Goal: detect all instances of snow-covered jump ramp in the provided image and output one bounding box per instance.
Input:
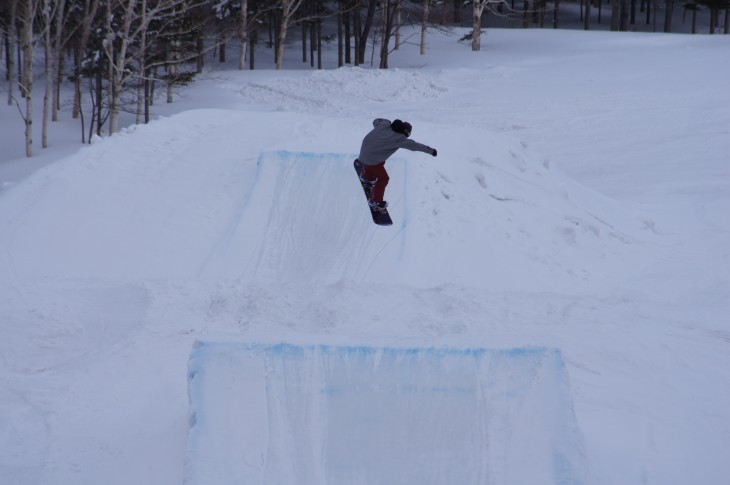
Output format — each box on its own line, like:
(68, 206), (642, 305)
(185, 342), (589, 485)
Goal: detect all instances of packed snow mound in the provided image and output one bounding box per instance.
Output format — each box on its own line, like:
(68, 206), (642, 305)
(224, 67), (449, 114)
(0, 108), (654, 292)
(185, 342), (589, 485)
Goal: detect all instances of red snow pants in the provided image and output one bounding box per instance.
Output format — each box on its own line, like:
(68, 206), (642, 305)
(361, 162), (390, 202)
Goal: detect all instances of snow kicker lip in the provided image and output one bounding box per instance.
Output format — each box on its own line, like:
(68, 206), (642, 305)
(185, 341), (589, 485)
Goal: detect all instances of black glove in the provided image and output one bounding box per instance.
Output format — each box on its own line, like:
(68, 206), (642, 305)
(431, 149), (438, 157)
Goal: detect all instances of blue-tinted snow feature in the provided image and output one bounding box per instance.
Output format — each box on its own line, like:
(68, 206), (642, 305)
(185, 342), (589, 485)
(197, 151), (409, 282)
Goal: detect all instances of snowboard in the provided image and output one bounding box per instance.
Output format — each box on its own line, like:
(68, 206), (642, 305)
(353, 159), (393, 226)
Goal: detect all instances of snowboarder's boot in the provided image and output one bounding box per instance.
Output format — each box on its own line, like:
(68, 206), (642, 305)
(368, 199), (388, 213)
(359, 173), (377, 187)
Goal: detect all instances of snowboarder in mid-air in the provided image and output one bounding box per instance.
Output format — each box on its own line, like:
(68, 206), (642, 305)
(354, 118), (437, 223)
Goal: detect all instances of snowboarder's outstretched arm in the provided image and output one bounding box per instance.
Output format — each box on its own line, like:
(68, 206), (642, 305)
(398, 138), (437, 157)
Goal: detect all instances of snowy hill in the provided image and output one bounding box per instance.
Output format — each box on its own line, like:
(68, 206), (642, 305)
(1, 28), (729, 485)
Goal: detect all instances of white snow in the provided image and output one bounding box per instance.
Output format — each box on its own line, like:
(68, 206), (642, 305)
(1, 27), (729, 485)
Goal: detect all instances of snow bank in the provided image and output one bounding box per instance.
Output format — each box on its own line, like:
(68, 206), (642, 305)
(185, 341), (589, 485)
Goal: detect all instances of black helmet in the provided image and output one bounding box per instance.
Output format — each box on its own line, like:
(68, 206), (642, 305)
(391, 119), (412, 137)
(402, 122), (412, 137)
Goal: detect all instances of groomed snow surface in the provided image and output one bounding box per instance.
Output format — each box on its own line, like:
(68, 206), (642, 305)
(1, 27), (729, 485)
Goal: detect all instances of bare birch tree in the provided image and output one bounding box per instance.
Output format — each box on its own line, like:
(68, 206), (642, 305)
(51, 0), (68, 122)
(104, 0), (202, 133)
(420, 0), (433, 55)
(71, 0), (100, 120)
(17, 0), (41, 156)
(4, 0), (19, 107)
(42, 0), (52, 148)
(238, 0), (248, 69)
(470, 0), (517, 51)
(275, 0), (305, 69)
(472, 0), (489, 51)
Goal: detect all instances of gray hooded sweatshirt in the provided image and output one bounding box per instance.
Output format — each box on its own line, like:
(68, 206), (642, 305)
(358, 118), (434, 166)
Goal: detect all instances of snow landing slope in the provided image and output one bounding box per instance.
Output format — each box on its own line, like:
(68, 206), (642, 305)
(0, 109), (655, 292)
(0, 107), (657, 485)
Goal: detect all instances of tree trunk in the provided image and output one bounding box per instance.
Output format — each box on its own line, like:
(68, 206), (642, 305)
(645, 0), (651, 24)
(357, 0), (377, 65)
(21, 0), (35, 156)
(338, 1), (343, 67)
(197, 35), (204, 73)
(42, 0), (52, 149)
(51, 0), (68, 123)
(72, 0), (99, 120)
(136, 65), (144, 124)
(453, 0), (463, 23)
(109, 0), (138, 134)
(421, 0), (432, 55)
(137, 0), (148, 124)
(167, 35), (179, 104)
(302, 22), (308, 63)
(344, 3), (351, 64)
(276, 0), (306, 70)
(630, 0), (637, 24)
(620, 0), (630, 29)
(55, 51), (64, 113)
(380, 1), (390, 68)
(95, 69), (103, 137)
(250, 26), (256, 69)
(73, 46), (81, 118)
(472, 3), (485, 52)
(7, 0), (17, 107)
(275, 8), (285, 70)
(584, 0), (592, 29)
(352, 3), (361, 66)
(144, 65), (151, 122)
(238, 0), (248, 69)
(310, 16), (315, 67)
(317, 11), (322, 69)
(598, 0), (603, 23)
(611, 0), (621, 30)
(150, 66), (157, 105)
(77, 80), (85, 143)
(105, 0), (115, 135)
(663, 0), (673, 32)
(394, 2), (401, 50)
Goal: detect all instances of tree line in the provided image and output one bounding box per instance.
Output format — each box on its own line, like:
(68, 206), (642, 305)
(1, 0), (728, 158)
